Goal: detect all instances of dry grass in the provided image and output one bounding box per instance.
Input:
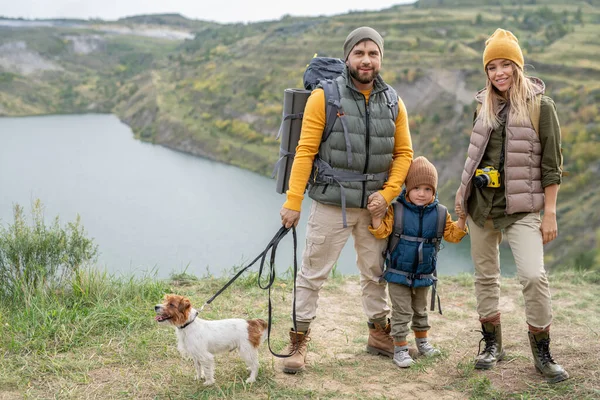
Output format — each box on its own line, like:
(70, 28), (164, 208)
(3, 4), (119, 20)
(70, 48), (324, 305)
(1, 272), (599, 399)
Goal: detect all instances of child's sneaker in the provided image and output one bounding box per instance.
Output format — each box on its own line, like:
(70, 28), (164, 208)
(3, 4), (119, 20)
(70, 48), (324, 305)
(416, 337), (441, 357)
(393, 345), (415, 368)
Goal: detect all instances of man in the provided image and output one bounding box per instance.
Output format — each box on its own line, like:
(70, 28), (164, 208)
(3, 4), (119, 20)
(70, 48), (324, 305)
(279, 26), (414, 373)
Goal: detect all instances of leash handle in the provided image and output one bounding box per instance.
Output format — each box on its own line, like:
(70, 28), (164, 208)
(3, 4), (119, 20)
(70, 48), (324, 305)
(264, 226), (299, 358)
(203, 226), (290, 306)
(200, 225), (299, 358)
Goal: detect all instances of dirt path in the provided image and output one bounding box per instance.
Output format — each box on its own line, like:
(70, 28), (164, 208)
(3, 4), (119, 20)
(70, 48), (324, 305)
(268, 276), (600, 399)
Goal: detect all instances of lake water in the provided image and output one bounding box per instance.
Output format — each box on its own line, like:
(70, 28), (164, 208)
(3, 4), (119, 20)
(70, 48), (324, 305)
(0, 114), (516, 279)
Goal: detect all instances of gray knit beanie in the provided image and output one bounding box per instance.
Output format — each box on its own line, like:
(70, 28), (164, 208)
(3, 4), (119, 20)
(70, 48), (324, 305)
(343, 27), (384, 60)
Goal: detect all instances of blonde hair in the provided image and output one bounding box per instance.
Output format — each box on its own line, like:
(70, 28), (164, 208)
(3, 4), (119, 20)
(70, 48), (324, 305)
(480, 62), (538, 130)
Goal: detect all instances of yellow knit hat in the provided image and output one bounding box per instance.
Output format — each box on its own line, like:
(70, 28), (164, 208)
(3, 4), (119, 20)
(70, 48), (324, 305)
(482, 28), (524, 70)
(405, 156), (438, 197)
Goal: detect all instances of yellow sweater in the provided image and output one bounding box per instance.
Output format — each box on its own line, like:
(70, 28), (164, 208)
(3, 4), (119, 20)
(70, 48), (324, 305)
(283, 88), (414, 212)
(369, 203), (468, 243)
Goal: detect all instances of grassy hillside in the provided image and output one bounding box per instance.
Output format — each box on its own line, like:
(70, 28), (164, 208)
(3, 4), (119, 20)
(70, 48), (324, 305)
(0, 0), (599, 271)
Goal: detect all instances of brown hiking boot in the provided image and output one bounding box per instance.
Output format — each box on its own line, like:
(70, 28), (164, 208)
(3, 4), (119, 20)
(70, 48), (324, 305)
(475, 322), (505, 370)
(282, 329), (310, 374)
(528, 331), (569, 383)
(366, 321), (394, 358)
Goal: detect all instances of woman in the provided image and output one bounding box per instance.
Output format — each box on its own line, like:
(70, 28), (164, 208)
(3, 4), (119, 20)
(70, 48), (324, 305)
(455, 28), (568, 383)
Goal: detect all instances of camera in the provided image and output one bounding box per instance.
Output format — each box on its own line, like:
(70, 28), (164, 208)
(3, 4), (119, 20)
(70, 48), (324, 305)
(473, 166), (500, 188)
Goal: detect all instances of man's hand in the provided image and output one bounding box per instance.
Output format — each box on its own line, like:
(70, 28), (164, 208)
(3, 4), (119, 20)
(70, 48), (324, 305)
(540, 212), (558, 244)
(455, 187), (466, 219)
(280, 207), (301, 229)
(367, 192), (387, 219)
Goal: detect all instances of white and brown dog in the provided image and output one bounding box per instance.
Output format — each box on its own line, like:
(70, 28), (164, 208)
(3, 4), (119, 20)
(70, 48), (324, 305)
(154, 294), (268, 385)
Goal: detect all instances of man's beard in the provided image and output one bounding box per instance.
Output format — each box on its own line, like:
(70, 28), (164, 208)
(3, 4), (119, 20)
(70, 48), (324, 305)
(348, 65), (379, 84)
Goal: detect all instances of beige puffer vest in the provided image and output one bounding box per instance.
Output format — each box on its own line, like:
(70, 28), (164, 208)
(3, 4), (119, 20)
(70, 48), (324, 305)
(458, 78), (546, 215)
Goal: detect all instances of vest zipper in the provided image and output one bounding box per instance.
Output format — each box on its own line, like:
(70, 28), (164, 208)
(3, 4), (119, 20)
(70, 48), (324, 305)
(410, 208), (425, 286)
(503, 122), (510, 215)
(364, 105), (371, 173)
(503, 127), (508, 216)
(361, 103), (371, 208)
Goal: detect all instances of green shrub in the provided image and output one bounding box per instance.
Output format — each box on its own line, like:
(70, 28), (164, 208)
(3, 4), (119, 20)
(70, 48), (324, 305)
(0, 200), (98, 304)
(0, 267), (170, 353)
(0, 201), (170, 353)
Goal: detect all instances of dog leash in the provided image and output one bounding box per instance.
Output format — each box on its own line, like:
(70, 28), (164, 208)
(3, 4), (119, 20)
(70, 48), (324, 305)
(199, 225), (299, 358)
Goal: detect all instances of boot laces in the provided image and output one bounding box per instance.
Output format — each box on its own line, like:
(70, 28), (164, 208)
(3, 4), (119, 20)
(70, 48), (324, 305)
(536, 337), (556, 365)
(384, 331), (394, 345)
(291, 335), (311, 355)
(477, 329), (496, 356)
(372, 324), (394, 344)
(381, 324), (393, 344)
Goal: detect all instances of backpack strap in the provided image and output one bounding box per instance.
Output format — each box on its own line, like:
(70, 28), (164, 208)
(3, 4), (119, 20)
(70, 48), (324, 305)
(321, 79), (339, 142)
(525, 94), (567, 176)
(435, 204), (447, 243)
(528, 93), (542, 138)
(430, 203), (447, 315)
(383, 84), (399, 122)
(386, 201), (404, 257)
(474, 103), (481, 123)
(276, 112), (304, 140)
(312, 158), (387, 228)
(321, 79), (352, 167)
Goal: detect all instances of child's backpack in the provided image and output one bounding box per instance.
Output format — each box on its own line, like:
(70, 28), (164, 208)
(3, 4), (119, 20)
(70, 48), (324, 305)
(273, 56), (398, 194)
(386, 201), (447, 314)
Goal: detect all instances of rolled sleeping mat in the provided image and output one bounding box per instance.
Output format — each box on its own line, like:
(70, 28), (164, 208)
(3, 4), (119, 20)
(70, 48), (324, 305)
(275, 88), (311, 194)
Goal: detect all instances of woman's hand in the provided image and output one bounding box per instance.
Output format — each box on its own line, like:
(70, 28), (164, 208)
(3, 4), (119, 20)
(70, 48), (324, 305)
(455, 187), (466, 219)
(540, 212), (558, 244)
(457, 215), (467, 231)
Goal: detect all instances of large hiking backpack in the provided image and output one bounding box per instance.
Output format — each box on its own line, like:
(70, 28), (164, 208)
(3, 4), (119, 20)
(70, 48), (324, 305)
(273, 56), (398, 194)
(273, 57), (343, 194)
(385, 201), (447, 314)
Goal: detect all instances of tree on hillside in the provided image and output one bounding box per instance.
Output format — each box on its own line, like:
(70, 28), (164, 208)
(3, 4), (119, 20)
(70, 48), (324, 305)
(575, 7), (584, 26)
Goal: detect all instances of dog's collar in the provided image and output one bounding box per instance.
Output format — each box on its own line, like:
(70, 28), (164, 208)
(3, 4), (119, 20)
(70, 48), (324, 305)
(178, 310), (198, 330)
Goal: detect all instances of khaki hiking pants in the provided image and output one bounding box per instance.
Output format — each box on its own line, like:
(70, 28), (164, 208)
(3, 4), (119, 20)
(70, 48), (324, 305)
(295, 201), (389, 323)
(468, 213), (553, 329)
(388, 283), (430, 342)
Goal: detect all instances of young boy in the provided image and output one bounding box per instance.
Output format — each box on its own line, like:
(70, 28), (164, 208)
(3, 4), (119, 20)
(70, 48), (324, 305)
(370, 156), (468, 368)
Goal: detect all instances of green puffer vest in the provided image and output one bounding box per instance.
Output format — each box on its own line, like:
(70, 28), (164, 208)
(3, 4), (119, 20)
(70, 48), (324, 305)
(308, 69), (397, 209)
